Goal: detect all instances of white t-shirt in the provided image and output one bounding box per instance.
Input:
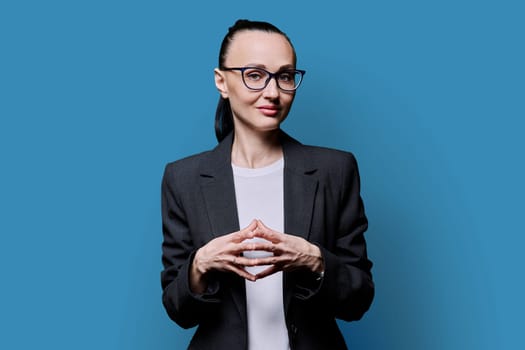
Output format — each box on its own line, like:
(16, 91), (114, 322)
(232, 158), (289, 350)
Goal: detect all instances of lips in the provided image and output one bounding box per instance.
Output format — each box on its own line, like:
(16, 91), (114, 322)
(257, 105), (280, 117)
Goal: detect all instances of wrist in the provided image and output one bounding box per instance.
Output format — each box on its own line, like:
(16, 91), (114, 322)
(190, 249), (208, 294)
(309, 244), (324, 275)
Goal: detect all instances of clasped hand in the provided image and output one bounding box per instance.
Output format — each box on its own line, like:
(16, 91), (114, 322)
(190, 219), (323, 293)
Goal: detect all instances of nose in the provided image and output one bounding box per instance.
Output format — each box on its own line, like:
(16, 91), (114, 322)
(262, 76), (279, 99)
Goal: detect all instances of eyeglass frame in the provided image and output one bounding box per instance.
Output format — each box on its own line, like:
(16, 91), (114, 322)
(220, 66), (306, 91)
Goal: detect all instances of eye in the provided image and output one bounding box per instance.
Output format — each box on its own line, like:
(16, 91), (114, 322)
(244, 69), (266, 81)
(278, 71), (294, 82)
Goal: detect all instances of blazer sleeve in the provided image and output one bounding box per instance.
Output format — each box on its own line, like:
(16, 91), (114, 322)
(324, 152), (374, 320)
(160, 163), (221, 329)
(293, 152), (374, 321)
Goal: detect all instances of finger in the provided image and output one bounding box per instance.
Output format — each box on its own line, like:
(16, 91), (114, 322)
(232, 256), (264, 267)
(229, 264), (258, 281)
(257, 219), (286, 237)
(216, 254), (236, 267)
(228, 239), (270, 256)
(243, 219), (258, 233)
(254, 224), (282, 243)
(238, 255), (283, 267)
(231, 220), (258, 242)
(238, 240), (277, 253)
(255, 265), (280, 279)
(227, 257), (258, 281)
(256, 219), (270, 231)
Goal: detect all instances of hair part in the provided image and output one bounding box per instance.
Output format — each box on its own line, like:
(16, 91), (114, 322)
(214, 19), (296, 142)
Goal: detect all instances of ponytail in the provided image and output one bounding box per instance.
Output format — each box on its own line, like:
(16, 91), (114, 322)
(215, 97), (233, 142)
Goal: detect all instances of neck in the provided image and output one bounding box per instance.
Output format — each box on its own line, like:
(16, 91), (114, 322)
(231, 128), (283, 168)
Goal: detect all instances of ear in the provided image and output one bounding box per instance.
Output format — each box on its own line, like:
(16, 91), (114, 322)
(214, 68), (229, 99)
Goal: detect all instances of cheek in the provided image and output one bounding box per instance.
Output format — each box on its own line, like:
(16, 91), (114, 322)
(282, 94), (295, 108)
(231, 89), (260, 107)
(228, 94), (259, 118)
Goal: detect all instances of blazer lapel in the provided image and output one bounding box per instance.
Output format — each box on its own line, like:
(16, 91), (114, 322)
(198, 133), (246, 323)
(198, 132), (240, 238)
(199, 131), (319, 241)
(281, 132), (319, 240)
(281, 132), (319, 313)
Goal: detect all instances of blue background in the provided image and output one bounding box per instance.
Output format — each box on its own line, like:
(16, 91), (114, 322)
(1, 0), (523, 349)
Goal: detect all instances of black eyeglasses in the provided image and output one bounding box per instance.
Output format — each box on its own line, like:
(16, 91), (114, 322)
(221, 66), (306, 91)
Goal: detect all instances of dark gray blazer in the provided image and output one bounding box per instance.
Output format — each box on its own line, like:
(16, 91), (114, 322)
(161, 131), (374, 350)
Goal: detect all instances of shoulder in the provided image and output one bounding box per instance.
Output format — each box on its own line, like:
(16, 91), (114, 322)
(281, 131), (362, 183)
(281, 131), (358, 169)
(165, 150), (211, 172)
(164, 132), (233, 180)
(305, 146), (361, 188)
(287, 139), (360, 177)
(162, 150), (214, 187)
(300, 144), (357, 165)
(289, 143), (364, 199)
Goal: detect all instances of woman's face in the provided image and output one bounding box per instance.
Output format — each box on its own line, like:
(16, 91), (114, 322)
(215, 30), (297, 135)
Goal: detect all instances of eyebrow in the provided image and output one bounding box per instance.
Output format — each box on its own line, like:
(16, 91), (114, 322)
(244, 63), (296, 70)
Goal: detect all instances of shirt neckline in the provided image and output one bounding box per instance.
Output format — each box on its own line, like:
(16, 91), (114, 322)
(232, 158), (284, 177)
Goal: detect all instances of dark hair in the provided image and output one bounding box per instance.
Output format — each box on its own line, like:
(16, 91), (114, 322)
(214, 19), (296, 142)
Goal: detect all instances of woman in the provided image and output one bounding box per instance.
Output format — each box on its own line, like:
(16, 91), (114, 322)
(161, 19), (374, 350)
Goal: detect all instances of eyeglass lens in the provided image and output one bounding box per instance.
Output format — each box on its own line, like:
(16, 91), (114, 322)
(243, 68), (302, 90)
